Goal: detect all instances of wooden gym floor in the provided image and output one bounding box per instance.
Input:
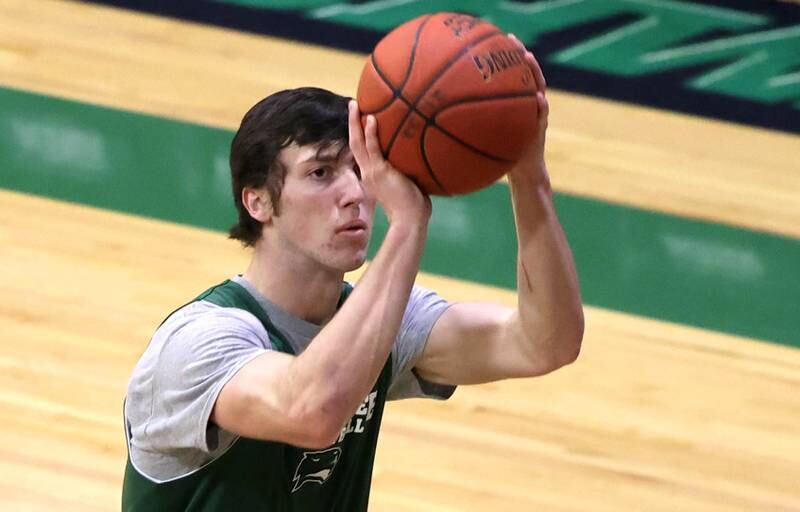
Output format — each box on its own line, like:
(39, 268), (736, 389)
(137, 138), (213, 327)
(0, 0), (798, 510)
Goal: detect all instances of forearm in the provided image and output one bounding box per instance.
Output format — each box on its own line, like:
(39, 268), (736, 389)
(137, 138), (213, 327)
(287, 222), (426, 433)
(508, 163), (583, 368)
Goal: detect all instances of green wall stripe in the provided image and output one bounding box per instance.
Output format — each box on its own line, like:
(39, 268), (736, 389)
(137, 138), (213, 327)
(1, 86), (797, 347)
(81, 0), (800, 133)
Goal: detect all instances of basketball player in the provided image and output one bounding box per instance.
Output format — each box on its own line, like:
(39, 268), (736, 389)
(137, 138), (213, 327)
(122, 38), (583, 510)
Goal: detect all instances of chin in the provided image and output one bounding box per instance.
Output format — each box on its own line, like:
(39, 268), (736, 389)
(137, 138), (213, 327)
(343, 254), (368, 272)
(321, 240), (370, 273)
(319, 250), (367, 274)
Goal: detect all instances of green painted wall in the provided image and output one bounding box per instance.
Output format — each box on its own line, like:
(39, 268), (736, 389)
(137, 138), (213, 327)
(215, 0), (799, 105)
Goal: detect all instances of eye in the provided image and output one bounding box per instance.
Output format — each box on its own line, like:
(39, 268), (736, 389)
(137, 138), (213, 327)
(309, 167), (329, 179)
(353, 163), (361, 180)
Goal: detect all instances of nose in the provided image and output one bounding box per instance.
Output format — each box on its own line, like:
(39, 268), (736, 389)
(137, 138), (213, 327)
(338, 168), (367, 209)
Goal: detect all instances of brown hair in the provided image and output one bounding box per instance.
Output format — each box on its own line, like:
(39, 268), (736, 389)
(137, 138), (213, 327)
(228, 87), (350, 246)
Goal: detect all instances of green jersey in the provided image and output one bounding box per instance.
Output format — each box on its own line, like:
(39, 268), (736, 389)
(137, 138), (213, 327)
(123, 279), (389, 510)
(122, 278), (453, 511)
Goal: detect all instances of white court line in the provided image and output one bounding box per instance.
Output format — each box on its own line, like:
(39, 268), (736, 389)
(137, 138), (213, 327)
(644, 25), (800, 63)
(768, 72), (800, 88)
(312, 0), (417, 19)
(622, 0), (766, 25)
(555, 16), (659, 62)
(498, 0), (585, 15)
(692, 51), (768, 88)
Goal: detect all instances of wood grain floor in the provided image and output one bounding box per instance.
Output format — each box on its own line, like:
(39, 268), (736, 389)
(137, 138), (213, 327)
(1, 1), (799, 510)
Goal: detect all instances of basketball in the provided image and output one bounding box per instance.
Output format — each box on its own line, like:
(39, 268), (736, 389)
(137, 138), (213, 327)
(356, 12), (539, 196)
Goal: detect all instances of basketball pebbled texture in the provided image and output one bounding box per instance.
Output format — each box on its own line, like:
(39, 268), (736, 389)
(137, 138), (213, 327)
(356, 12), (539, 195)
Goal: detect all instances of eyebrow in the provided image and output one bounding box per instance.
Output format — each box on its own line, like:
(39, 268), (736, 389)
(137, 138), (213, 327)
(300, 143), (350, 164)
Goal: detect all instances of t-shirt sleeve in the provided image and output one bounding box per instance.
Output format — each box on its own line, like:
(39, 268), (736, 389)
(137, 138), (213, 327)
(126, 302), (271, 467)
(387, 285), (456, 401)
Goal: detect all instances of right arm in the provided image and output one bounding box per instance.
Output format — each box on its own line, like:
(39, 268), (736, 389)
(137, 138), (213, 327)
(211, 102), (430, 449)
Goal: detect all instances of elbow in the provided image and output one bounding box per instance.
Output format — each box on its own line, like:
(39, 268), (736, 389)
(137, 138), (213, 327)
(298, 417), (342, 450)
(289, 399), (347, 450)
(559, 305), (584, 366)
(557, 331), (582, 369)
(528, 306), (584, 375)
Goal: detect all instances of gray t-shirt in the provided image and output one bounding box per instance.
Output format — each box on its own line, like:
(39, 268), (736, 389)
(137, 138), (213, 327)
(125, 276), (454, 482)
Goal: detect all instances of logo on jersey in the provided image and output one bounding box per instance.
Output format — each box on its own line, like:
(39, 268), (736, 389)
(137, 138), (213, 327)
(291, 447), (342, 492)
(291, 390), (379, 492)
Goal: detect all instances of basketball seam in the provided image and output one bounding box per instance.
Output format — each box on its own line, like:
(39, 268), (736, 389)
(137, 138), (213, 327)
(399, 15), (432, 91)
(429, 92), (537, 161)
(419, 93), (538, 194)
(405, 91), (524, 195)
(363, 15), (432, 116)
(366, 54), (398, 115)
(426, 119), (515, 164)
(385, 28), (505, 158)
(435, 91), (537, 114)
(419, 122), (448, 195)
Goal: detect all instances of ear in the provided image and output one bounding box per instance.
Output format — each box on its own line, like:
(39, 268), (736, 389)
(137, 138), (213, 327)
(242, 187), (273, 225)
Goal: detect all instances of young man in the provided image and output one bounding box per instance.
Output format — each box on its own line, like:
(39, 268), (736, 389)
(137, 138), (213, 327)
(122, 39), (583, 511)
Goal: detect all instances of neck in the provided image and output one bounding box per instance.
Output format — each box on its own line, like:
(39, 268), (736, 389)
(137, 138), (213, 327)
(244, 245), (344, 326)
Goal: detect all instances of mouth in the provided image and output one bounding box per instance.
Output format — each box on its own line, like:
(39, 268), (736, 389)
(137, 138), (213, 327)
(336, 220), (368, 234)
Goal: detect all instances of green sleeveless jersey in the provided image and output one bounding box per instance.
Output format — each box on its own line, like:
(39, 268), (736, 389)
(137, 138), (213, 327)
(122, 280), (392, 511)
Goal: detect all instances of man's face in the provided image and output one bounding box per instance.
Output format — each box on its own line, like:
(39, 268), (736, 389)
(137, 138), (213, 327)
(266, 141), (375, 273)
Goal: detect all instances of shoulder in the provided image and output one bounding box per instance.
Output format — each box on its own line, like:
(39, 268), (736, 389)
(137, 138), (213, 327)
(403, 284), (450, 320)
(136, 301), (273, 371)
(126, 301), (274, 437)
(160, 300), (266, 338)
(394, 285), (451, 358)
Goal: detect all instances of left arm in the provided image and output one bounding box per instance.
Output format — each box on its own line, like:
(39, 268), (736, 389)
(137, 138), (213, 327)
(414, 40), (584, 386)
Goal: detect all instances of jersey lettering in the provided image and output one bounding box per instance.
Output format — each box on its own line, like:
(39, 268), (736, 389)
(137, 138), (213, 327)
(336, 391), (378, 444)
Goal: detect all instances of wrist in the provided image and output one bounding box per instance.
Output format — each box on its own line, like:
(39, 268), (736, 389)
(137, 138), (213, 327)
(386, 218), (428, 243)
(384, 196), (432, 234)
(508, 160), (551, 194)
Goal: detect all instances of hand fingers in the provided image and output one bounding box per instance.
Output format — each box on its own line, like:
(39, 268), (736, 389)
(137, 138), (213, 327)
(525, 52), (547, 94)
(363, 115), (385, 163)
(537, 91), (549, 130)
(348, 100), (369, 165)
(509, 33), (547, 94)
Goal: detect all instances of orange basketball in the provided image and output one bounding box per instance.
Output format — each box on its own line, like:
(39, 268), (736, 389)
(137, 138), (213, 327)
(356, 12), (539, 195)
